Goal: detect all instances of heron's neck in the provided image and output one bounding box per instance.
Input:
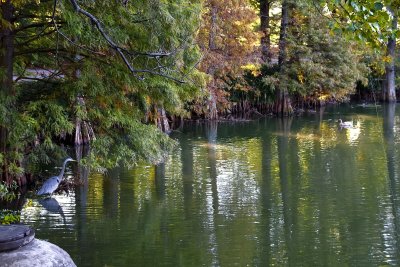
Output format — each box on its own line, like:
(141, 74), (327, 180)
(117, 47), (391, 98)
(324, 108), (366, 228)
(59, 161), (69, 180)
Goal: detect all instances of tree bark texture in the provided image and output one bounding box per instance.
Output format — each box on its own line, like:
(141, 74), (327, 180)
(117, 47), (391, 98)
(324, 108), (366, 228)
(209, 3), (218, 51)
(208, 89), (218, 120)
(260, 0), (272, 63)
(156, 106), (170, 133)
(74, 96), (96, 145)
(278, 0), (289, 66)
(274, 88), (292, 116)
(384, 12), (397, 103)
(275, 0), (292, 116)
(207, 2), (219, 119)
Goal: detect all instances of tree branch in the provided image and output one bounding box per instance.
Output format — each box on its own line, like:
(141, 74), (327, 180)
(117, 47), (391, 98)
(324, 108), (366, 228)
(68, 0), (138, 73)
(14, 22), (55, 33)
(66, 0), (184, 83)
(16, 28), (58, 47)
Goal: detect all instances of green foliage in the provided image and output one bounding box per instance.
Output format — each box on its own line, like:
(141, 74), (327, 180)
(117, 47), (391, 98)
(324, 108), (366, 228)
(245, 1), (370, 106)
(325, 0), (399, 46)
(0, 181), (17, 201)
(243, 64), (281, 104)
(1, 0), (205, 182)
(284, 12), (369, 101)
(0, 210), (21, 225)
(87, 122), (175, 172)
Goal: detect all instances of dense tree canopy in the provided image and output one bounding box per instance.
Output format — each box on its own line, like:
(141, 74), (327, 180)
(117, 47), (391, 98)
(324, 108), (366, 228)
(325, 0), (399, 101)
(0, 0), (205, 183)
(0, 0), (398, 185)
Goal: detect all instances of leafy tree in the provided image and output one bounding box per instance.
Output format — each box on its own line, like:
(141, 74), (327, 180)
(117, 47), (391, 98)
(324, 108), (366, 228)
(197, 0), (260, 119)
(326, 0), (399, 102)
(0, 0), (205, 184)
(283, 2), (369, 105)
(245, 0), (369, 112)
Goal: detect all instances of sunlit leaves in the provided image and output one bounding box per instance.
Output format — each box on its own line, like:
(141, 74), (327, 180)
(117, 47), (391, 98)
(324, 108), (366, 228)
(326, 0), (398, 47)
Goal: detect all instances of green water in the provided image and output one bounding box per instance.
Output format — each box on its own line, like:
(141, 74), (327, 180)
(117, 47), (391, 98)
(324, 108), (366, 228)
(19, 104), (400, 266)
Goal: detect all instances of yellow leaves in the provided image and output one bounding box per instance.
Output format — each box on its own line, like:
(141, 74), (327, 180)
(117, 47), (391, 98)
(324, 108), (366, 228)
(145, 96), (151, 106)
(297, 71), (304, 84)
(382, 55), (393, 63)
(317, 94), (329, 101)
(233, 20), (243, 26)
(241, 63), (260, 76)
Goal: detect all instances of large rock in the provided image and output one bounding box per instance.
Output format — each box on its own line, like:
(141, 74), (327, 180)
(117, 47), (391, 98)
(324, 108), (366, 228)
(0, 239), (76, 267)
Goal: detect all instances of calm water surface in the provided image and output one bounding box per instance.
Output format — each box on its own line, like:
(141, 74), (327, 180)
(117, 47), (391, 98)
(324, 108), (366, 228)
(16, 105), (400, 266)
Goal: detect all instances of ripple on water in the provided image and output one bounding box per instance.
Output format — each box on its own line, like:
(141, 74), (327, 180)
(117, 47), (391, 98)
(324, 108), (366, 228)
(12, 108), (400, 266)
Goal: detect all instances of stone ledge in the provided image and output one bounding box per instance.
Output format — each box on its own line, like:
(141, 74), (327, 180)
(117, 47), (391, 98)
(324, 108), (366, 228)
(0, 239), (76, 267)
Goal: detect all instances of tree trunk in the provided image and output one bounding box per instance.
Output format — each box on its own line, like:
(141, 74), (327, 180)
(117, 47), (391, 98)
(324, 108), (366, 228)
(384, 12), (397, 103)
(209, 2), (218, 51)
(0, 1), (14, 184)
(274, 0), (292, 116)
(0, 1), (13, 94)
(260, 0), (272, 63)
(278, 0), (289, 66)
(208, 88), (218, 120)
(156, 106), (170, 133)
(274, 88), (292, 116)
(74, 96), (96, 145)
(207, 2), (219, 119)
(160, 107), (170, 133)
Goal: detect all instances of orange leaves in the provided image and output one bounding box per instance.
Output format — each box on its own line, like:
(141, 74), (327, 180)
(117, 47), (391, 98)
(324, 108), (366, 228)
(382, 55), (393, 63)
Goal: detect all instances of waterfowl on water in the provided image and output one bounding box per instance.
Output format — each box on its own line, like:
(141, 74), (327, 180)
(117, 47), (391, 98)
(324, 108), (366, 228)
(338, 119), (353, 128)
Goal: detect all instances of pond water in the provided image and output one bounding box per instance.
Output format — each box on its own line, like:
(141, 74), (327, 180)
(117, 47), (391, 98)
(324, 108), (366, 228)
(11, 104), (400, 266)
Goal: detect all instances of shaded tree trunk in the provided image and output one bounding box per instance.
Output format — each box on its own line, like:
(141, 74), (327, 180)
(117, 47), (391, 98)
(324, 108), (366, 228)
(260, 0), (272, 63)
(74, 96), (96, 145)
(207, 2), (219, 120)
(207, 89), (218, 120)
(384, 11), (397, 102)
(209, 2), (218, 51)
(0, 2), (13, 93)
(274, 89), (292, 116)
(278, 0), (289, 66)
(156, 106), (170, 133)
(274, 0), (292, 116)
(73, 53), (96, 145)
(0, 1), (14, 184)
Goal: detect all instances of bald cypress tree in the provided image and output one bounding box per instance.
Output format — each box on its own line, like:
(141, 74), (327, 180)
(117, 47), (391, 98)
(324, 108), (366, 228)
(0, 0), (205, 184)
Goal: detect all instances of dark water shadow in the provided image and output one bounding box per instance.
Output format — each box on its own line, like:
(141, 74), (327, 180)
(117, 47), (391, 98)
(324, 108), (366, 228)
(38, 197), (66, 224)
(383, 103), (400, 262)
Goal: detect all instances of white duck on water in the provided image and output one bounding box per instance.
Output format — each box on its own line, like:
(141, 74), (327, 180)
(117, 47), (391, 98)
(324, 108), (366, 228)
(338, 119), (353, 128)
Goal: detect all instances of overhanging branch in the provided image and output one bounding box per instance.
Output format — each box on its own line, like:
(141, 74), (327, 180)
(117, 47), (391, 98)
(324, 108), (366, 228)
(66, 0), (184, 83)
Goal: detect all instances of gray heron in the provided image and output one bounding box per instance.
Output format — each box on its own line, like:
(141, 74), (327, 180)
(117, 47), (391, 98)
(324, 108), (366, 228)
(37, 157), (76, 196)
